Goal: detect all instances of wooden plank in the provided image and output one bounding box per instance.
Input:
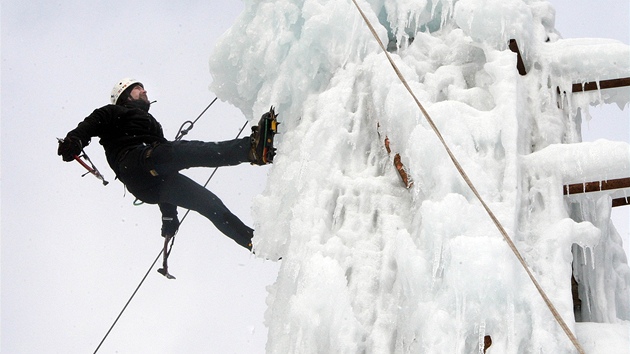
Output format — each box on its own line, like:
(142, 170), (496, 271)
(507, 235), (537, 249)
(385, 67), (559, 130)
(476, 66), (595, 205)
(508, 39), (527, 76)
(572, 77), (630, 92)
(612, 197), (630, 208)
(564, 177), (630, 195)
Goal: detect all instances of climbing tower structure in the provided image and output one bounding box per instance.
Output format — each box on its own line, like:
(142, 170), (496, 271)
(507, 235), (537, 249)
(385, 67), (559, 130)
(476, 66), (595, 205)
(209, 0), (630, 352)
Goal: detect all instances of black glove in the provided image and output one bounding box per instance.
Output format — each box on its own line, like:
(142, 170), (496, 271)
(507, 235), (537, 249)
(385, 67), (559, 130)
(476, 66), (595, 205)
(57, 136), (82, 162)
(161, 216), (180, 237)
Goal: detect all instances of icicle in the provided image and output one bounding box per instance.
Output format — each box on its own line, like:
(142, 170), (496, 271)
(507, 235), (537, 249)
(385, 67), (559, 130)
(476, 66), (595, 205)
(478, 320), (492, 354)
(431, 239), (444, 289)
(596, 77), (603, 105)
(582, 245), (595, 270)
(441, 0), (453, 28)
(477, 321), (486, 354)
(507, 294), (516, 347)
(583, 282), (593, 321)
(430, 0), (438, 24)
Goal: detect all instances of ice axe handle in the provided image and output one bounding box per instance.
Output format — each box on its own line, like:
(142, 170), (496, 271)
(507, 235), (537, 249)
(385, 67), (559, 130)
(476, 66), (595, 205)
(73, 155), (109, 186)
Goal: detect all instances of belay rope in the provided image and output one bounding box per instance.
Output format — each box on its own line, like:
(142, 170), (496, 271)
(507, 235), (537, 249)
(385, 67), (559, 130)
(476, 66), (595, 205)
(349, 1), (585, 353)
(93, 98), (250, 354)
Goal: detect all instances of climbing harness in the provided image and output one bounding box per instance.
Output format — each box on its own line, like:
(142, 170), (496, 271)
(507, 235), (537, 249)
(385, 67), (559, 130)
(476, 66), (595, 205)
(349, 1), (585, 353)
(132, 97), (219, 206)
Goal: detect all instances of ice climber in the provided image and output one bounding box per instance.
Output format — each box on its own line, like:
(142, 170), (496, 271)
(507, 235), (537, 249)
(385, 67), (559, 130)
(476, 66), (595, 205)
(57, 78), (274, 251)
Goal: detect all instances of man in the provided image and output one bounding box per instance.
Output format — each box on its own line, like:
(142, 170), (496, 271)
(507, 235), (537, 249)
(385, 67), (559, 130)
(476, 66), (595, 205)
(58, 78), (270, 251)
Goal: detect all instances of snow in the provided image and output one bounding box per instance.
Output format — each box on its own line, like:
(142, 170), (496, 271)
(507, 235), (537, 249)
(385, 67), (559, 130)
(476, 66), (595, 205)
(209, 0), (630, 352)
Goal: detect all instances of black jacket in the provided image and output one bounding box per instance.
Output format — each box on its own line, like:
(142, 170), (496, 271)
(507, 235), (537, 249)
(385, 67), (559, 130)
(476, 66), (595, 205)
(65, 100), (177, 223)
(66, 100), (167, 175)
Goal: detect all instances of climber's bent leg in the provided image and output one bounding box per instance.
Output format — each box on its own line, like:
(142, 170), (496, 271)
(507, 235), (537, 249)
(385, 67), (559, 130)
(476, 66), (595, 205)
(158, 173), (253, 249)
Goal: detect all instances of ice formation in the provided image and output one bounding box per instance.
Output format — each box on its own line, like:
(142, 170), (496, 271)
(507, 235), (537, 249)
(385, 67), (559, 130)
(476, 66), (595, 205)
(209, 0), (630, 352)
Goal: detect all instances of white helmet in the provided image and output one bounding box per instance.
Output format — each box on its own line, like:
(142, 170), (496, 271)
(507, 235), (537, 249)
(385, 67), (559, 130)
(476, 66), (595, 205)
(110, 78), (142, 105)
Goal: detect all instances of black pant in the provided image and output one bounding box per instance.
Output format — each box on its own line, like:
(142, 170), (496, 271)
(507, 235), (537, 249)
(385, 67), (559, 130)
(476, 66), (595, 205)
(116, 138), (253, 249)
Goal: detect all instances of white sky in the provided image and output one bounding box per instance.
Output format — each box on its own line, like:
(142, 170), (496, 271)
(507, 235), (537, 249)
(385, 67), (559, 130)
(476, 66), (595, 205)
(1, 0), (628, 353)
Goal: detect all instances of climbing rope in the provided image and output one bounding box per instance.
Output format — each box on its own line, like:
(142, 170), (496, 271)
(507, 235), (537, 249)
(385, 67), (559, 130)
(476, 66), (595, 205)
(349, 1), (585, 353)
(93, 101), (249, 354)
(174, 97), (218, 141)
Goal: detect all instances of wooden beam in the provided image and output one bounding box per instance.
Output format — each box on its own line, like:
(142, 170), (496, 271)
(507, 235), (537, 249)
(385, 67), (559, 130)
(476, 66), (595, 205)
(572, 77), (630, 93)
(612, 197), (630, 208)
(563, 177), (630, 195)
(508, 39), (527, 76)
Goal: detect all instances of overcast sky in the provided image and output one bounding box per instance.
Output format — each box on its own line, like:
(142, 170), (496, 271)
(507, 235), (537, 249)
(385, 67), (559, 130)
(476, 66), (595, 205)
(1, 0), (628, 353)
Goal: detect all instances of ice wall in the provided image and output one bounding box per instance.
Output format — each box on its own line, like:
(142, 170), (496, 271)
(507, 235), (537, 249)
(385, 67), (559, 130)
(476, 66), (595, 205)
(209, 0), (630, 352)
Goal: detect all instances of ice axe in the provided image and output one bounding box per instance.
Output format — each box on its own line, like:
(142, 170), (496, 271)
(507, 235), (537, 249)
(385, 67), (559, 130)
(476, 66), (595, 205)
(157, 234), (176, 279)
(57, 138), (109, 186)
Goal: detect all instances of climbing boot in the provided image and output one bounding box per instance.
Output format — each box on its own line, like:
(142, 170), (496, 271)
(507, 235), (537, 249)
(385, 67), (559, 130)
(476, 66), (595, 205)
(249, 106), (279, 165)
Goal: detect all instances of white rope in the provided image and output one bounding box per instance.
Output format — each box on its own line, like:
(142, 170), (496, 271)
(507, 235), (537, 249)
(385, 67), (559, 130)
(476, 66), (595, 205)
(349, 1), (585, 352)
